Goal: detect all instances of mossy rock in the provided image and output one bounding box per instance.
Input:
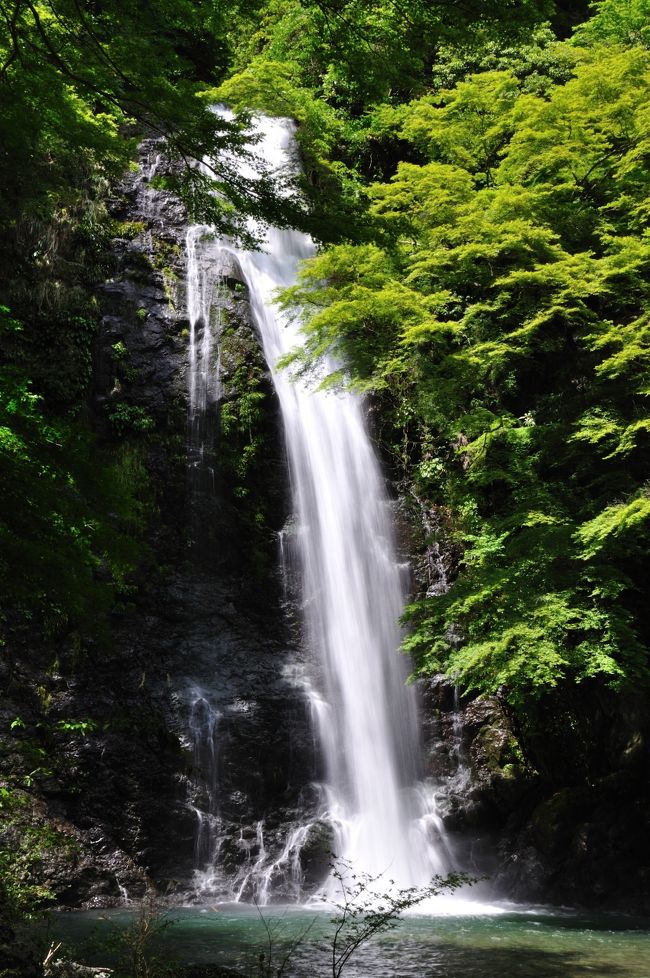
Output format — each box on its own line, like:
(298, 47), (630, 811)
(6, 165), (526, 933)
(472, 723), (524, 776)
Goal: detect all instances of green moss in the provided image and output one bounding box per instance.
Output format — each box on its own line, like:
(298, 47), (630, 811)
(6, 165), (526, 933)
(111, 220), (146, 240)
(151, 239), (182, 271)
(474, 723), (526, 778)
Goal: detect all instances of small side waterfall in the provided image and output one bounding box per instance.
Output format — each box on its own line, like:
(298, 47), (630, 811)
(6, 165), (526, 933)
(188, 687), (221, 872)
(184, 114), (449, 899)
(186, 225), (226, 560)
(184, 226), (228, 894)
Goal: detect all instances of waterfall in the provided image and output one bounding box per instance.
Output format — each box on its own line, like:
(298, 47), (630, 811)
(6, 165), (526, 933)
(188, 687), (222, 872)
(186, 225), (225, 560)
(186, 113), (447, 898)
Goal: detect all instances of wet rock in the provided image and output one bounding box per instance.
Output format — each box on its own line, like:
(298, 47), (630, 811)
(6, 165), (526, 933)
(299, 820), (335, 886)
(88, 144), (315, 897)
(413, 659), (650, 910)
(419, 677), (533, 836)
(47, 962), (113, 978)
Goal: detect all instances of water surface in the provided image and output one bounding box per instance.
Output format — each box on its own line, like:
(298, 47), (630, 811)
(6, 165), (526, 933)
(51, 903), (650, 978)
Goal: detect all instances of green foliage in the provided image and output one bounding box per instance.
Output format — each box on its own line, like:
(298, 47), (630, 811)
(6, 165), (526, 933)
(0, 744), (74, 921)
(575, 495), (650, 559)
(573, 0), (650, 47)
(107, 403), (155, 436)
(0, 323), (150, 642)
(230, 0), (554, 112)
(0, 815), (59, 920)
(0, 0), (303, 241)
(53, 718), (97, 736)
(214, 0), (558, 241)
(109, 898), (176, 978)
(280, 28), (650, 703)
(427, 25), (580, 95)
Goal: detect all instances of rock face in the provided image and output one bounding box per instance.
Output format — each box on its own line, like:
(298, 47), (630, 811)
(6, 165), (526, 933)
(418, 676), (650, 911)
(494, 684), (650, 911)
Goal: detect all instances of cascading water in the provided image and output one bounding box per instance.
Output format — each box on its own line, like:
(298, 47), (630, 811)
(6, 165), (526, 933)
(188, 687), (221, 871)
(184, 224), (228, 894)
(185, 113), (451, 899)
(186, 225), (224, 517)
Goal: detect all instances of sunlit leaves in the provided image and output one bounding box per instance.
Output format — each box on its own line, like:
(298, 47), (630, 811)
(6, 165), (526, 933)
(572, 0), (650, 48)
(576, 495), (650, 558)
(397, 71), (521, 183)
(280, 22), (650, 701)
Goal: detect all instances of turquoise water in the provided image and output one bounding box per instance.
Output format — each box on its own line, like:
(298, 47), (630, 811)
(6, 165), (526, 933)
(50, 903), (650, 977)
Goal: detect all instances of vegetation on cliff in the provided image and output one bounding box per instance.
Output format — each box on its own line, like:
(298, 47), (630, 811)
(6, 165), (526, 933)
(0, 0), (276, 954)
(0, 0), (305, 651)
(262, 0), (650, 706)
(1, 0), (649, 950)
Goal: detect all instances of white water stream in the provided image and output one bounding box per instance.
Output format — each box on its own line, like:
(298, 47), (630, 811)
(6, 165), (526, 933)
(186, 114), (451, 900)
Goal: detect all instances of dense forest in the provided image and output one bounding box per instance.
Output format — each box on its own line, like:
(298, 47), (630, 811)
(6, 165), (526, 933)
(1, 0), (649, 974)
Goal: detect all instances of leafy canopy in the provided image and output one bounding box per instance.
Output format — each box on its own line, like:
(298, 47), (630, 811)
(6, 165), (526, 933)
(279, 36), (650, 703)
